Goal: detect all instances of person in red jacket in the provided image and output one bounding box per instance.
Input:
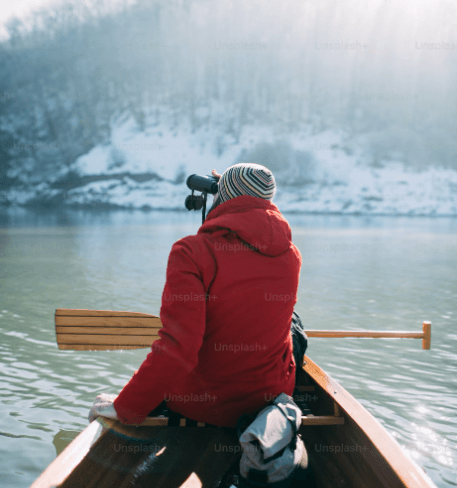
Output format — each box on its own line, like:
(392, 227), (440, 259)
(89, 163), (306, 427)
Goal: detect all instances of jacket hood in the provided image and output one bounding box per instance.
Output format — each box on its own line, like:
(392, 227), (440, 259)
(198, 195), (292, 257)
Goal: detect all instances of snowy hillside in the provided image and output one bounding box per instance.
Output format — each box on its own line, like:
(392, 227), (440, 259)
(3, 112), (456, 216)
(1, 0), (457, 215)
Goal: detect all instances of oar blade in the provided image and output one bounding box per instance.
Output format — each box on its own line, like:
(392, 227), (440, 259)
(55, 309), (163, 351)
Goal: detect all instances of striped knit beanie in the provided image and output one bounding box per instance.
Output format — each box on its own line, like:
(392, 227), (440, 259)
(218, 163), (276, 203)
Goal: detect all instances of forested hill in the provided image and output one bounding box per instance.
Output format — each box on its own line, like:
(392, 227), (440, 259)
(1, 0), (456, 215)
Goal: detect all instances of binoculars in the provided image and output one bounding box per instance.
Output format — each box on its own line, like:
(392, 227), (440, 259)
(185, 174), (220, 223)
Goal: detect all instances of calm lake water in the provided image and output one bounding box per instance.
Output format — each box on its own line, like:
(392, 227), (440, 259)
(0, 207), (456, 487)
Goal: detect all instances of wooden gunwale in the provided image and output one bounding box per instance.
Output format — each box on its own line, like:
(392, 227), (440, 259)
(29, 421), (104, 488)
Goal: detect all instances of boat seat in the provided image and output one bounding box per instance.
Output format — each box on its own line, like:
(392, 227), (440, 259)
(138, 413), (344, 427)
(138, 384), (344, 427)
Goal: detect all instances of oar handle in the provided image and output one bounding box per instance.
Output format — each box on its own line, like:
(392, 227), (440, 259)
(422, 321), (431, 350)
(304, 321), (432, 349)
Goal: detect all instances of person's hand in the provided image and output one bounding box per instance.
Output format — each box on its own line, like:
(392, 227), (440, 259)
(88, 393), (118, 423)
(211, 170), (222, 203)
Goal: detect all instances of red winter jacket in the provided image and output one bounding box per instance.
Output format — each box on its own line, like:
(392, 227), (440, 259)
(113, 195), (302, 427)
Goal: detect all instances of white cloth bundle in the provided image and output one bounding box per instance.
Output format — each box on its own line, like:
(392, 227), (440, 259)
(238, 393), (307, 484)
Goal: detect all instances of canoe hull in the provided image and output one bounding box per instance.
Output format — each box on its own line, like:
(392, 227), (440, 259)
(30, 356), (436, 488)
(299, 356), (435, 488)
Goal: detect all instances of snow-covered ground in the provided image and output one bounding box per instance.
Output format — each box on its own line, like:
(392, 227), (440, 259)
(4, 113), (457, 215)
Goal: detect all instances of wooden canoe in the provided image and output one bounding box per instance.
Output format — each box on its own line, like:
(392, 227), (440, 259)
(30, 356), (436, 488)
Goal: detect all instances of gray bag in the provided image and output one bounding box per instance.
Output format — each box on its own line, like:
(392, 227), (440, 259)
(236, 393), (308, 488)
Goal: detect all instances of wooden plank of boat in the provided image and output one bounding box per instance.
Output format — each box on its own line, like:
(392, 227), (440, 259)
(30, 356), (436, 488)
(299, 356), (436, 488)
(31, 421), (241, 488)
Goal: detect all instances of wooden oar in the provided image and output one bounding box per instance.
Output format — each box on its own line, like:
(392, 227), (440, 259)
(55, 309), (432, 351)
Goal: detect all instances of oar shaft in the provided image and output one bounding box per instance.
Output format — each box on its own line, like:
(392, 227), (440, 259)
(305, 331), (423, 338)
(305, 321), (432, 350)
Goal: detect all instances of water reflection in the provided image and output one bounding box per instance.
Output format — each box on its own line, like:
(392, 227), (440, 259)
(53, 430), (81, 456)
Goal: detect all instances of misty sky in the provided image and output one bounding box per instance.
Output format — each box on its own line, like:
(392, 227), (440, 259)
(0, 0), (54, 38)
(0, 0), (54, 25)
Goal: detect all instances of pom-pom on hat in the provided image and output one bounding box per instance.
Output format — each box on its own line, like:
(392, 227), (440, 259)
(218, 163), (276, 203)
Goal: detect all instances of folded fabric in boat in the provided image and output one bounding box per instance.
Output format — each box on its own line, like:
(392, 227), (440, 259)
(237, 393), (308, 487)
